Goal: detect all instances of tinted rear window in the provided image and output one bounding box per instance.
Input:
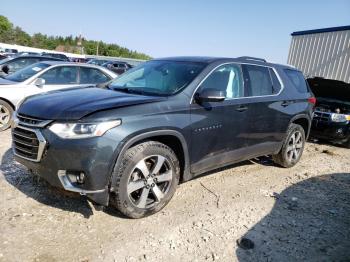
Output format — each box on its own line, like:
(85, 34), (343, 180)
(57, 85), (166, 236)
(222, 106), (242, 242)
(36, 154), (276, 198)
(284, 69), (308, 93)
(243, 64), (274, 96)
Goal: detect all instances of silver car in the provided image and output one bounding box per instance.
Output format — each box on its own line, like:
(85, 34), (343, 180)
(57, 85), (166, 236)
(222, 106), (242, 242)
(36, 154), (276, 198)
(0, 61), (117, 131)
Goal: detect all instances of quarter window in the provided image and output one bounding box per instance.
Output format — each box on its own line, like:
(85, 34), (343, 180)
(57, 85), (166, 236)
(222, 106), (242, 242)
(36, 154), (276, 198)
(200, 64), (244, 98)
(284, 69), (308, 93)
(40, 66), (78, 85)
(243, 65), (274, 96)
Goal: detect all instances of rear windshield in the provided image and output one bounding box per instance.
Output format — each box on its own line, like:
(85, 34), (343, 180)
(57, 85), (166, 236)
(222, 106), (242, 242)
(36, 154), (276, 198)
(284, 69), (308, 93)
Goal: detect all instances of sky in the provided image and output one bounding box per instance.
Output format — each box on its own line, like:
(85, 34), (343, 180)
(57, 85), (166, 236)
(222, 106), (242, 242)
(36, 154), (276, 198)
(1, 0), (350, 63)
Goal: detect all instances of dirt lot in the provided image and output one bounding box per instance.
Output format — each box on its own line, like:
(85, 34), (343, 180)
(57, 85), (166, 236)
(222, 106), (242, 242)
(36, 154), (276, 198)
(0, 129), (349, 262)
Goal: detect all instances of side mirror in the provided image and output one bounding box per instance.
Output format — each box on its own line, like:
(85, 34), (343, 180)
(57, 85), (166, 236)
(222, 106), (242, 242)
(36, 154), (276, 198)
(34, 78), (45, 87)
(195, 89), (226, 103)
(1, 65), (9, 74)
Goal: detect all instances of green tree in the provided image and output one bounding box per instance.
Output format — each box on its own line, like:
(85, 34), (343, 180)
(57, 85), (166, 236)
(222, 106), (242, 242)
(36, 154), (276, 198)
(0, 15), (151, 60)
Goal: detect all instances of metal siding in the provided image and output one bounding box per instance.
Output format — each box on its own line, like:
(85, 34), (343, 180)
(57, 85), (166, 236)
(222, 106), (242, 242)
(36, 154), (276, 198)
(288, 29), (350, 83)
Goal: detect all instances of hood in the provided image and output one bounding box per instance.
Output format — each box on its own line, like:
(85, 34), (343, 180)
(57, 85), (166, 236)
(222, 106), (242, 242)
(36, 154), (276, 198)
(308, 77), (350, 102)
(0, 77), (16, 85)
(18, 87), (167, 120)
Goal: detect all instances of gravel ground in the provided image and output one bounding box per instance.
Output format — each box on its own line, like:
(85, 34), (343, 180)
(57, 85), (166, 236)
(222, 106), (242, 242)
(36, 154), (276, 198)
(0, 129), (349, 262)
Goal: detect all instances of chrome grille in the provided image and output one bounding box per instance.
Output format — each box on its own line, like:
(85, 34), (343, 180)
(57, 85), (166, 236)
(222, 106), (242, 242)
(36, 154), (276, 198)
(313, 111), (331, 122)
(16, 114), (51, 127)
(11, 114), (50, 162)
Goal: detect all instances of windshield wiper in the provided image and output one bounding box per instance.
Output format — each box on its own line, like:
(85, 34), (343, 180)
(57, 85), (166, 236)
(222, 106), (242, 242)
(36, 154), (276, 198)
(113, 87), (150, 95)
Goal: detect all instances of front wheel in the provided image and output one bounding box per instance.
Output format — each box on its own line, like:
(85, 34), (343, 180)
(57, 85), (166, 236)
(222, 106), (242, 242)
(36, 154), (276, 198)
(273, 123), (306, 168)
(0, 100), (13, 131)
(110, 141), (180, 218)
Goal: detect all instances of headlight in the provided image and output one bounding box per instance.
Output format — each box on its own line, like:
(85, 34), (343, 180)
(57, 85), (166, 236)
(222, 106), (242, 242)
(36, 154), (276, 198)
(331, 113), (350, 123)
(49, 120), (121, 139)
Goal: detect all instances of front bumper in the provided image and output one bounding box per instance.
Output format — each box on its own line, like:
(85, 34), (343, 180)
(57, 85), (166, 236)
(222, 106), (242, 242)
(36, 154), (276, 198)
(13, 124), (122, 206)
(310, 119), (350, 143)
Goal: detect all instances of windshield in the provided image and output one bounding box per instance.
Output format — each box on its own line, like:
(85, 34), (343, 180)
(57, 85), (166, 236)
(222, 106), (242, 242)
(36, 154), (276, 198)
(108, 60), (206, 96)
(0, 57), (13, 65)
(5, 62), (50, 82)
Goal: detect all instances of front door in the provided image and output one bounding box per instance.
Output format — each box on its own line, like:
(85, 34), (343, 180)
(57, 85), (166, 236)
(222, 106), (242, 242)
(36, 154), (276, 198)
(34, 66), (79, 93)
(190, 63), (249, 174)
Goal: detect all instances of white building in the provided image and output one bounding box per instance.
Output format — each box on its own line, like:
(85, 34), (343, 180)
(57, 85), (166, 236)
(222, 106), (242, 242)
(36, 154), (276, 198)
(288, 26), (350, 83)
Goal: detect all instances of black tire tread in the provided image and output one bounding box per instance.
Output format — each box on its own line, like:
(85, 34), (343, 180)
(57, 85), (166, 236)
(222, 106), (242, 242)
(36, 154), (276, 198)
(272, 123), (305, 168)
(0, 99), (14, 131)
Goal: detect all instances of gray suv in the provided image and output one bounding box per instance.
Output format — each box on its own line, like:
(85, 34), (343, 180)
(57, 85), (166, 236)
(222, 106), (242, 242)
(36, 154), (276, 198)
(12, 56), (315, 218)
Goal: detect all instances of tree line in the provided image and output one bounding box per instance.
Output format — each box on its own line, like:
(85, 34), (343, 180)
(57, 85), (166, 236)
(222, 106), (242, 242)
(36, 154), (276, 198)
(0, 15), (151, 60)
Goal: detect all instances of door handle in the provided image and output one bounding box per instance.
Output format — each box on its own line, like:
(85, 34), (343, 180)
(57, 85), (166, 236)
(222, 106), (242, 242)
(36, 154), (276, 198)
(281, 101), (292, 107)
(236, 105), (248, 112)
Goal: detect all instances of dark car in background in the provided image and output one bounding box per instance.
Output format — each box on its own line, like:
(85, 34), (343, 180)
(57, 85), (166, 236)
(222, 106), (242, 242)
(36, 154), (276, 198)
(12, 56), (315, 218)
(308, 77), (350, 148)
(102, 61), (132, 75)
(0, 55), (63, 76)
(87, 59), (111, 66)
(41, 52), (70, 61)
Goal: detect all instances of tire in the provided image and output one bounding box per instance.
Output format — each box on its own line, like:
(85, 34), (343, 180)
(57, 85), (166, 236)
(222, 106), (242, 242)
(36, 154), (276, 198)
(110, 141), (180, 218)
(0, 100), (13, 131)
(272, 123), (306, 168)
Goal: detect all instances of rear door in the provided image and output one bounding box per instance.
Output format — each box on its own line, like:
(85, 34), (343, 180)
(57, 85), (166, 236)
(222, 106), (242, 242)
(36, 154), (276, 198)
(239, 64), (289, 155)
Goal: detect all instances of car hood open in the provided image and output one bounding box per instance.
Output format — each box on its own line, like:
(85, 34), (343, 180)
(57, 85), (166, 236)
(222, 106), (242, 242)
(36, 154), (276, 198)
(18, 86), (167, 120)
(308, 77), (350, 102)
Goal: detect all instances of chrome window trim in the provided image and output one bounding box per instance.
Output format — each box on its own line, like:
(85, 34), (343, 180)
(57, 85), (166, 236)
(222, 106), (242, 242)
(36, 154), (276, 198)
(190, 62), (285, 103)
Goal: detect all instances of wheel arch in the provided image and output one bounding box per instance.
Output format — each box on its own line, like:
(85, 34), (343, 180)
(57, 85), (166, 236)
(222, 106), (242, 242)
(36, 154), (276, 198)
(109, 129), (191, 192)
(289, 114), (311, 139)
(0, 97), (15, 110)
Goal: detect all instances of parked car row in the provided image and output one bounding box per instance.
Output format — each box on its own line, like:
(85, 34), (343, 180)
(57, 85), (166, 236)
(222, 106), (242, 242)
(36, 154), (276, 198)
(0, 61), (117, 130)
(88, 59), (133, 74)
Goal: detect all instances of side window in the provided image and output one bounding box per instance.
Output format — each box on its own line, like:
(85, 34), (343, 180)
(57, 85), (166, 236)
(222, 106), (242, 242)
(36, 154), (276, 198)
(200, 64), (244, 99)
(243, 65), (274, 96)
(80, 67), (110, 84)
(284, 69), (308, 93)
(269, 68), (282, 94)
(40, 66), (78, 85)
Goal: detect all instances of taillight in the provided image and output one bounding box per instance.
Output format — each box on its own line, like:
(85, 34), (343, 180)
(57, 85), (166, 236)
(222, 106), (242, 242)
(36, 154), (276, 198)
(308, 97), (316, 105)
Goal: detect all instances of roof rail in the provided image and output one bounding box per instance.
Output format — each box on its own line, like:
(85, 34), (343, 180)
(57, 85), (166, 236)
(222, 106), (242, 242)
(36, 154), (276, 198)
(237, 56), (267, 63)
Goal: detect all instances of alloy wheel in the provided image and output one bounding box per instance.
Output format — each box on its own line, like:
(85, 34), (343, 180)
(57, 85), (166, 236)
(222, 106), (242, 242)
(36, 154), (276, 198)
(0, 105), (10, 128)
(127, 155), (173, 209)
(286, 130), (303, 162)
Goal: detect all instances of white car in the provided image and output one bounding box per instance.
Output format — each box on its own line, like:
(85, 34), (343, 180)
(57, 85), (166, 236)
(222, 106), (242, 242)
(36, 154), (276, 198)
(0, 61), (117, 130)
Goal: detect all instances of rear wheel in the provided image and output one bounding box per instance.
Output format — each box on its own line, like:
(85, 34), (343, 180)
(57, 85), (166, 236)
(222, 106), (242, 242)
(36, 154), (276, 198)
(110, 141), (180, 218)
(0, 100), (13, 131)
(273, 123), (306, 168)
